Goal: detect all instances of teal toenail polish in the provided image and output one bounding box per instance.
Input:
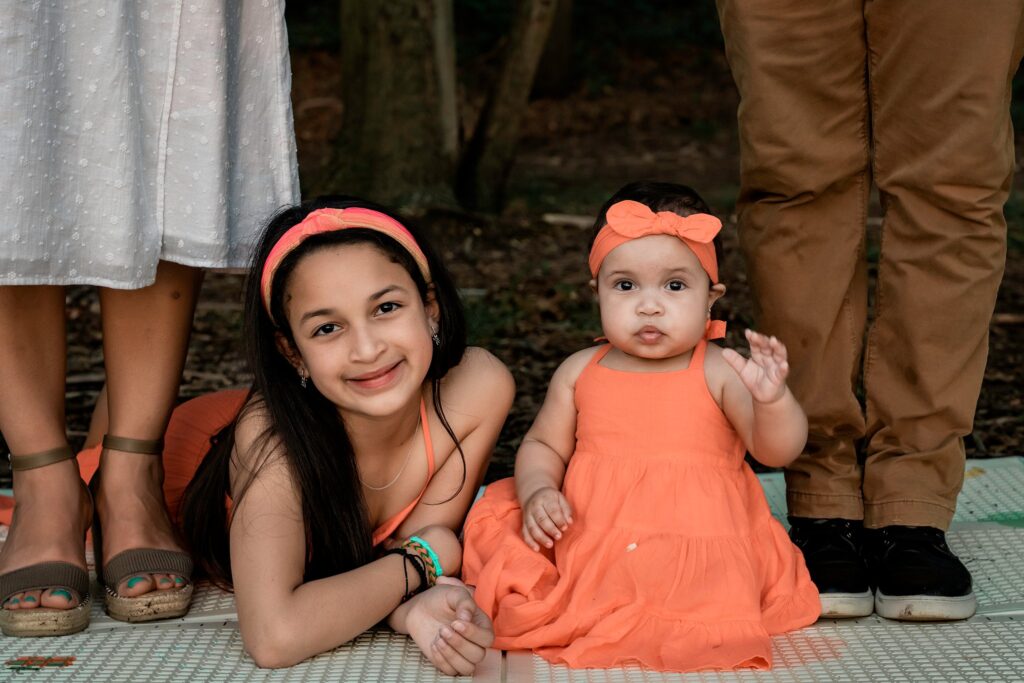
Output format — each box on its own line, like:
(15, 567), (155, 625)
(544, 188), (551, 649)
(23, 596), (36, 603)
(51, 589), (73, 601)
(174, 577), (185, 585)
(159, 578), (171, 585)
(126, 577), (146, 589)
(9, 598), (19, 605)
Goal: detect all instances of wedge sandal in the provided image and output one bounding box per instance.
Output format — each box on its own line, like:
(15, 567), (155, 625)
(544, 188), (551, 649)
(92, 435), (194, 623)
(0, 446), (92, 637)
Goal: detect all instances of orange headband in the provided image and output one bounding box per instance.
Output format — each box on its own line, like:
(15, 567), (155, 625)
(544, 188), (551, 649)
(589, 199), (726, 340)
(588, 200), (721, 283)
(260, 207), (431, 322)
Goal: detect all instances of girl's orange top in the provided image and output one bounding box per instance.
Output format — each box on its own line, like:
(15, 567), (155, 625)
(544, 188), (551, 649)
(461, 342), (820, 672)
(12, 389), (435, 547)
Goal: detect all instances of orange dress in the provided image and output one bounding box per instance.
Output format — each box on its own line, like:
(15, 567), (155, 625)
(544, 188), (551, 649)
(461, 342), (820, 672)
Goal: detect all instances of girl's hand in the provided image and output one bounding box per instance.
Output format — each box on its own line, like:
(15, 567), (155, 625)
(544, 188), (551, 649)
(521, 486), (573, 551)
(404, 578), (495, 676)
(721, 329), (790, 404)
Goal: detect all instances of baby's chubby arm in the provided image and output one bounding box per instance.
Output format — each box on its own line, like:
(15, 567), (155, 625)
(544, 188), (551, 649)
(514, 347), (595, 551)
(711, 330), (808, 468)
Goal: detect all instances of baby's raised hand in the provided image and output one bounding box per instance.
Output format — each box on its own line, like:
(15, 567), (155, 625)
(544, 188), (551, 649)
(521, 486), (573, 551)
(721, 329), (790, 404)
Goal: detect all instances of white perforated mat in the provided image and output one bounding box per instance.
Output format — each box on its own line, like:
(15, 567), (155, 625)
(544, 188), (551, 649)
(0, 624), (501, 681)
(758, 457), (1024, 528)
(506, 616), (1024, 683)
(1, 457), (1023, 680)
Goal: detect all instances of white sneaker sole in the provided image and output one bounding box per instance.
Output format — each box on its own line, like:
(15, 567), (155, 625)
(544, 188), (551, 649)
(875, 591), (977, 621)
(819, 590), (875, 619)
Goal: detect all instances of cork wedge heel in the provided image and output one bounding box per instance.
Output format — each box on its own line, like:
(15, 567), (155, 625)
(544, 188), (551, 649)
(91, 435), (194, 623)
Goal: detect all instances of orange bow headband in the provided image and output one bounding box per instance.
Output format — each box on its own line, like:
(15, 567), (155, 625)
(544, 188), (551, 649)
(588, 200), (722, 283)
(260, 207), (431, 323)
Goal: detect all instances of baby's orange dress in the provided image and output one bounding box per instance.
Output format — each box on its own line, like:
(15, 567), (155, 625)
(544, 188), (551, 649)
(462, 341), (820, 672)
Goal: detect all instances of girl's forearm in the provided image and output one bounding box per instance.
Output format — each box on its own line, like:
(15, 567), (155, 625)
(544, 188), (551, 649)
(241, 553), (419, 668)
(514, 440), (568, 503)
(750, 390), (808, 468)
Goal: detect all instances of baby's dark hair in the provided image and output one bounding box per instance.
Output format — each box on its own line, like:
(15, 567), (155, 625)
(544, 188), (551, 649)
(590, 181), (724, 277)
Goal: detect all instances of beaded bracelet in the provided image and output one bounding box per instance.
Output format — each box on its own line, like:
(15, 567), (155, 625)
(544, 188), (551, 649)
(404, 535), (444, 581)
(401, 542), (436, 586)
(383, 548), (429, 602)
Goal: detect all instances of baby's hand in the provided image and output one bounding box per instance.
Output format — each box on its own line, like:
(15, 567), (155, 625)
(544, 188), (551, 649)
(521, 486), (573, 551)
(721, 329), (790, 404)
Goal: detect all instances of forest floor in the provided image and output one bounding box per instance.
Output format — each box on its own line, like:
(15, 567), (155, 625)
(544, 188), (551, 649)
(46, 44), (1024, 483)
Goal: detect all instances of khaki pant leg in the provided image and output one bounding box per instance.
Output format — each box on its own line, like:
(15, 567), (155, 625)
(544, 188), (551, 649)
(862, 0), (1024, 529)
(717, 0), (871, 519)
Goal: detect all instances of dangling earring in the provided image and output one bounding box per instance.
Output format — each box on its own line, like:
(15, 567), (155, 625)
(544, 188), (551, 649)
(299, 370), (308, 388)
(432, 331), (441, 346)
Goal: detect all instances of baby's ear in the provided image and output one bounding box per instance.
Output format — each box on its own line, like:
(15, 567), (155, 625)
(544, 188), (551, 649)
(709, 282), (727, 307)
(588, 278), (598, 294)
(274, 331), (304, 372)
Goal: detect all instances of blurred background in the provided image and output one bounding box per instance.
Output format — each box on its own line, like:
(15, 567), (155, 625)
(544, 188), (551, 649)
(28, 1), (1024, 481)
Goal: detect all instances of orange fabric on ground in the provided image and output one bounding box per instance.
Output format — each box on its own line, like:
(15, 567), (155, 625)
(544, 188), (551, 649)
(0, 389), (434, 545)
(461, 342), (821, 672)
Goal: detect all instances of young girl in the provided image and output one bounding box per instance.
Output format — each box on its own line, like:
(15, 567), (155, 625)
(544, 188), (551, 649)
(73, 197), (511, 672)
(461, 182), (820, 672)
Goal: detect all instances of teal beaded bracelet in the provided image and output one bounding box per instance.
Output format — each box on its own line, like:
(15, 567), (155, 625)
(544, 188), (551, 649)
(407, 535), (444, 579)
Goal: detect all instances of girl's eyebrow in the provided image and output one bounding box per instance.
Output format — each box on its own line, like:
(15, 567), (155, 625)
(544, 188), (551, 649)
(299, 285), (409, 323)
(300, 307), (336, 323)
(368, 284), (407, 301)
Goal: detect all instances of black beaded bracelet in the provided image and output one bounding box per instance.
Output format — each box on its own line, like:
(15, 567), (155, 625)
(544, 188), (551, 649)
(383, 548), (429, 602)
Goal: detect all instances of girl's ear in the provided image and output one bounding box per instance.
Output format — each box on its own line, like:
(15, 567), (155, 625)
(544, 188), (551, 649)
(274, 331), (305, 373)
(425, 284), (440, 327)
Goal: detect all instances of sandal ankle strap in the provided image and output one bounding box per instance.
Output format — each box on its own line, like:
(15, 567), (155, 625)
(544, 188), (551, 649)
(8, 446), (76, 471)
(102, 435), (164, 455)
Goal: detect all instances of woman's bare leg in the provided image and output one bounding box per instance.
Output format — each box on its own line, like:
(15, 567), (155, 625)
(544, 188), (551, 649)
(0, 286), (90, 610)
(95, 261), (204, 596)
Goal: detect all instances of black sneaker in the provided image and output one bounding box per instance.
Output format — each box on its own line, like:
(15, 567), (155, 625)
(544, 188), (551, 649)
(788, 517), (874, 618)
(866, 525), (976, 621)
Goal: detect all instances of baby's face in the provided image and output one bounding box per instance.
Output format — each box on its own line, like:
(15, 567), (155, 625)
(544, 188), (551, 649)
(594, 234), (723, 364)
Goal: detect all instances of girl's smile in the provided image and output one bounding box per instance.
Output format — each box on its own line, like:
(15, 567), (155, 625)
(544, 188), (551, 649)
(346, 359), (405, 392)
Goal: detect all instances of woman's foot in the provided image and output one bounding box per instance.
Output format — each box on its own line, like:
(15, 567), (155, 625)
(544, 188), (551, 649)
(93, 446), (186, 596)
(0, 458), (91, 610)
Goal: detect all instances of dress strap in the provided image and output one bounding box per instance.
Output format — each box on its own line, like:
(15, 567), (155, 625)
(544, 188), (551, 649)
(688, 339), (709, 371)
(585, 344), (614, 369)
(371, 397), (435, 546)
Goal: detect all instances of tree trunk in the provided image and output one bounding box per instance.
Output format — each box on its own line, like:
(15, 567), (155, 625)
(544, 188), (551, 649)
(457, 0), (559, 212)
(532, 0), (573, 98)
(331, 0), (458, 209)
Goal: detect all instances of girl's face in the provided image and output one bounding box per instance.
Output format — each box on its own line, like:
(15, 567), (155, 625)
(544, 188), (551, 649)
(279, 243), (438, 420)
(594, 234), (724, 363)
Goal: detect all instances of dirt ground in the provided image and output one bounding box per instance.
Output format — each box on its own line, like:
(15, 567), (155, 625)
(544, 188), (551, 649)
(12, 43), (1024, 485)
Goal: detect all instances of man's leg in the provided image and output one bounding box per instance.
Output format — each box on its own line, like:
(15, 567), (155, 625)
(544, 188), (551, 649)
(717, 0), (873, 617)
(863, 0), (1024, 620)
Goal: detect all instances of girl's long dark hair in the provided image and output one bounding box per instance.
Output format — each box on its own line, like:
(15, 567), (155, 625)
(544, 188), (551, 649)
(180, 196), (467, 588)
